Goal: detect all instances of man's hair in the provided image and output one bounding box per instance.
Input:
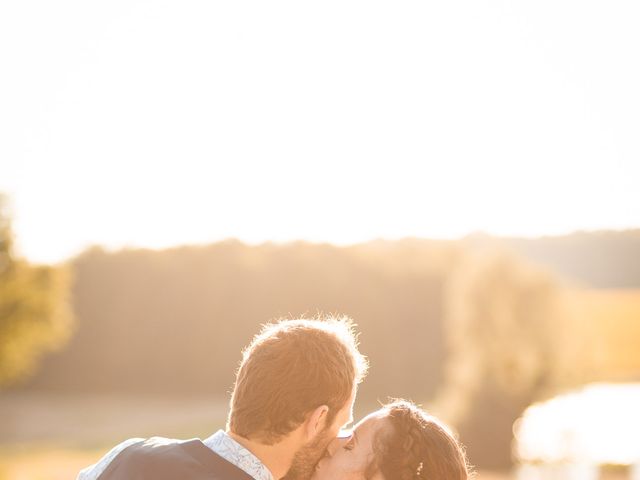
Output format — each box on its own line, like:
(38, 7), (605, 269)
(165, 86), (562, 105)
(227, 316), (368, 444)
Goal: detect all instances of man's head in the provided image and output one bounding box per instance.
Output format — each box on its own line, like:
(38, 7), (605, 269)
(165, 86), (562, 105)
(227, 316), (368, 475)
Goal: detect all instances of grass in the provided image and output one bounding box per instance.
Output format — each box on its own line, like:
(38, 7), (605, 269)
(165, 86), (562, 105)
(0, 446), (103, 480)
(0, 392), (228, 480)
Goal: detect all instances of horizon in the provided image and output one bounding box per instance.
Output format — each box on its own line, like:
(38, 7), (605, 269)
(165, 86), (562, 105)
(10, 226), (639, 266)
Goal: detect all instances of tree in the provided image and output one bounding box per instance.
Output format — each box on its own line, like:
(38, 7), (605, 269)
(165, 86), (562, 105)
(0, 194), (73, 387)
(433, 249), (585, 469)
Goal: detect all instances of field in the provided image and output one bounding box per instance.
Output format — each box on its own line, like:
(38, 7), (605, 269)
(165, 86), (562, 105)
(0, 392), (514, 480)
(0, 392), (226, 480)
(565, 288), (640, 379)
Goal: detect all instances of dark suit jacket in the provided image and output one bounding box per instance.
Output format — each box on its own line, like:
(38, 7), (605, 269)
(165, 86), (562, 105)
(97, 437), (256, 480)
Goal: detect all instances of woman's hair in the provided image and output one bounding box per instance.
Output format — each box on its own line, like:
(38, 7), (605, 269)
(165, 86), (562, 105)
(368, 400), (471, 480)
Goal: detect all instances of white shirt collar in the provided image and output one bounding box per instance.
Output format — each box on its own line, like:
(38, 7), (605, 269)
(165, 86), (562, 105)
(204, 430), (274, 480)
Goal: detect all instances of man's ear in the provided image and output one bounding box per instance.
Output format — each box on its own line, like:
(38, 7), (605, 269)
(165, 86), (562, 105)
(304, 404), (329, 442)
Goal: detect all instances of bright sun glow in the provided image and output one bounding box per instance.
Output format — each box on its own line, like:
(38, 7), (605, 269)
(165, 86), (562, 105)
(1, 1), (639, 263)
(515, 383), (640, 466)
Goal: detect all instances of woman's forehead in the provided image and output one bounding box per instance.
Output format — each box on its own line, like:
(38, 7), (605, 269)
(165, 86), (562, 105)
(362, 408), (387, 423)
(354, 409), (388, 434)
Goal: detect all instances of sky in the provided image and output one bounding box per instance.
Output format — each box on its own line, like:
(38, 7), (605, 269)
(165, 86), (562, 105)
(1, 1), (639, 264)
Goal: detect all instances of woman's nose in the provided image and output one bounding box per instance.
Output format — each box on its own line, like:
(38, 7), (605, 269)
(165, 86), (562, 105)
(326, 433), (352, 456)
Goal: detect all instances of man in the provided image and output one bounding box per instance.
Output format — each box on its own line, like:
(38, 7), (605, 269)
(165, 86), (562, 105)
(77, 317), (368, 480)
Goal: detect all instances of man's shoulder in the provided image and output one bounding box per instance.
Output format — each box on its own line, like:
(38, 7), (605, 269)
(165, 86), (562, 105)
(77, 437), (145, 480)
(121, 436), (206, 462)
(77, 437), (201, 480)
(78, 435), (257, 480)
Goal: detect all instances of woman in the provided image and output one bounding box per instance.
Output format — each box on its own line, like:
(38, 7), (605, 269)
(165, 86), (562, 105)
(312, 400), (471, 480)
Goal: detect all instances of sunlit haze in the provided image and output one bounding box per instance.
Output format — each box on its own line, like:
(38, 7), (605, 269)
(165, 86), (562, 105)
(1, 1), (639, 263)
(515, 383), (640, 465)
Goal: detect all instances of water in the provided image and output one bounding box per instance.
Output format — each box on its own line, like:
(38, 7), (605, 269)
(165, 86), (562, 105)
(514, 383), (640, 479)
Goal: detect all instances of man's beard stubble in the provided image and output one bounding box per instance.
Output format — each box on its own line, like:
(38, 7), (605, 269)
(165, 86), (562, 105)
(282, 429), (333, 480)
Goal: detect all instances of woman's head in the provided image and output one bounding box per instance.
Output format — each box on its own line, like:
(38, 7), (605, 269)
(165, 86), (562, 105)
(312, 400), (470, 480)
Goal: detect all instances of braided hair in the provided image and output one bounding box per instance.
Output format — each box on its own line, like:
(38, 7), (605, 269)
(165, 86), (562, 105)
(367, 400), (471, 480)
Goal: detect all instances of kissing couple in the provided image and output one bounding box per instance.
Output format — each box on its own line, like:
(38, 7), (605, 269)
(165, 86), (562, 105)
(78, 317), (470, 480)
